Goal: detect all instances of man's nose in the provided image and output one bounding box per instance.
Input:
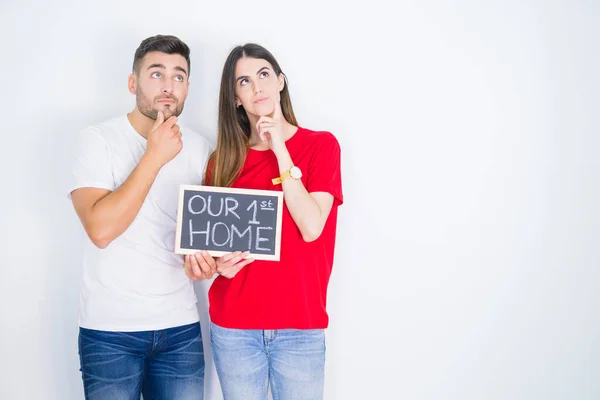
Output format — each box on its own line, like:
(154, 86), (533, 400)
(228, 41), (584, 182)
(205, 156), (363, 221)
(162, 81), (174, 94)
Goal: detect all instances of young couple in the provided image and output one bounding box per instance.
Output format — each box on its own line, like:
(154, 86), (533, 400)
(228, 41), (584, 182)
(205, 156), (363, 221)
(68, 34), (343, 400)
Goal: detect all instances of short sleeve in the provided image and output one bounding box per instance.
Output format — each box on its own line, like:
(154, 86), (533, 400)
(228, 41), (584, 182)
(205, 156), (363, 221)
(67, 128), (115, 198)
(306, 132), (343, 206)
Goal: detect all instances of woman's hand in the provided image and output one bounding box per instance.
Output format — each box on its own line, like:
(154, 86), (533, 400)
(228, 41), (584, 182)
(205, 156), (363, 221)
(256, 98), (286, 154)
(216, 251), (255, 279)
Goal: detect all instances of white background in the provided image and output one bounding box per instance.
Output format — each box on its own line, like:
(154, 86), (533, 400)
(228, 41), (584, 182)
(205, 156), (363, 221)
(1, 0), (598, 399)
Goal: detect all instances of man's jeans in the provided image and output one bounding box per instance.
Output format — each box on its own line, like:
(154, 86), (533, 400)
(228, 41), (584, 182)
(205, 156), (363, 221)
(78, 322), (204, 400)
(210, 322), (326, 400)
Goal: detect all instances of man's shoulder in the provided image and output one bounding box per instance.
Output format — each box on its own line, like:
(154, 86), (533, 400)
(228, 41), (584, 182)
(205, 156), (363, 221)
(81, 115), (128, 140)
(180, 125), (211, 150)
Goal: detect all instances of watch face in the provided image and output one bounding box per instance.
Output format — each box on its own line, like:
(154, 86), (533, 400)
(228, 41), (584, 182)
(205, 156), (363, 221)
(290, 166), (302, 179)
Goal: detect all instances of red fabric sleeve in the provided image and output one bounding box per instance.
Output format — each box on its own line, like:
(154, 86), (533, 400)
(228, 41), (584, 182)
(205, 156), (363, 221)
(306, 132), (343, 206)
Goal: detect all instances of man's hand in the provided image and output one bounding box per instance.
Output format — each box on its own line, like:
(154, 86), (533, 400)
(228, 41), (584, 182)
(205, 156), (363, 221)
(184, 251), (217, 280)
(145, 110), (183, 168)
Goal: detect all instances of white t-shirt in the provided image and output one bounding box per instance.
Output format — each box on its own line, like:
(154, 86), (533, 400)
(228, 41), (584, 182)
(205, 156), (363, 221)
(68, 115), (211, 332)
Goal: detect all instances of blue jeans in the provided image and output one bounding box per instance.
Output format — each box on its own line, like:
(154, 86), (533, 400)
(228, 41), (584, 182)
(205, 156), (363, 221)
(78, 322), (204, 400)
(210, 322), (326, 400)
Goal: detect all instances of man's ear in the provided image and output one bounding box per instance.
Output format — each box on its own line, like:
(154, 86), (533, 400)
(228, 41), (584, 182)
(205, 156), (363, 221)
(128, 73), (136, 95)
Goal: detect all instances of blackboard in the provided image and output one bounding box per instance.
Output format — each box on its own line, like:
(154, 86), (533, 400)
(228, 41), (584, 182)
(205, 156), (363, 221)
(175, 184), (284, 261)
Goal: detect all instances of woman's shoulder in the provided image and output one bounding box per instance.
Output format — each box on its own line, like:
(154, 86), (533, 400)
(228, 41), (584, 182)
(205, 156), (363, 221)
(297, 126), (340, 146)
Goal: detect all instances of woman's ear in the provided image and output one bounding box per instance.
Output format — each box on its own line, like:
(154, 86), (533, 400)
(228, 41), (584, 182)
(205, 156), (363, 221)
(278, 73), (285, 92)
(235, 98), (242, 107)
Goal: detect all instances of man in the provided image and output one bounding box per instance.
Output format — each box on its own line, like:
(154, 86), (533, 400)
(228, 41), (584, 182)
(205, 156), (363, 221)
(68, 34), (216, 399)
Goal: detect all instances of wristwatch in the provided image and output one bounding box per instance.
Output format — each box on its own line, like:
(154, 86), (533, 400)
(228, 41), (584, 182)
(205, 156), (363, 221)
(272, 165), (302, 185)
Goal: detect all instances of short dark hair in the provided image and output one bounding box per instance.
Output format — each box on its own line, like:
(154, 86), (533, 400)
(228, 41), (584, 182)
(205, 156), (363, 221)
(132, 34), (191, 77)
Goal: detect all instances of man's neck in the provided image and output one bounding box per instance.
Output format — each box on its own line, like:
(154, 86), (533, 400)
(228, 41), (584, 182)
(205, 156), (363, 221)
(127, 108), (154, 139)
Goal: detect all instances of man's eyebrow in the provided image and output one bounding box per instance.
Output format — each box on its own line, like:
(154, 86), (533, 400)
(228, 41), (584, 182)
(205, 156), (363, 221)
(147, 63), (166, 70)
(174, 66), (188, 75)
(147, 64), (188, 76)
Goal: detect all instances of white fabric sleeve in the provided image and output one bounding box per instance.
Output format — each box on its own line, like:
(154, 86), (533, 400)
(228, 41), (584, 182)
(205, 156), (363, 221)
(67, 128), (115, 198)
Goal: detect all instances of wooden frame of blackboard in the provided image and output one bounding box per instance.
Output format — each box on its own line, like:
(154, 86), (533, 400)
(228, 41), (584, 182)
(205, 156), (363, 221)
(175, 184), (284, 261)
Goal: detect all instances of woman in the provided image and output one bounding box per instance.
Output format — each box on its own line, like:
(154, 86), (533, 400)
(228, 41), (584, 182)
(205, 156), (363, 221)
(206, 43), (343, 400)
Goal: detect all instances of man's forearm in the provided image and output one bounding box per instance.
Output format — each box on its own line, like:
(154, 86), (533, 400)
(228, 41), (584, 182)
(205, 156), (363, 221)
(86, 155), (162, 248)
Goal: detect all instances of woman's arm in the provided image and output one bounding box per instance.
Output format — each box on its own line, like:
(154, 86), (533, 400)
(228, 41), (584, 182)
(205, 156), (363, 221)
(273, 148), (334, 242)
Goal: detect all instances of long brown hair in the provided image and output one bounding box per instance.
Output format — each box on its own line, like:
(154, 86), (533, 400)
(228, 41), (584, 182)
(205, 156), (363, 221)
(207, 43), (298, 187)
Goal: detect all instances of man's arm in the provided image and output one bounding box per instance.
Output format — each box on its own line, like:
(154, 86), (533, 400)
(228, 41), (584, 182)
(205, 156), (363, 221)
(71, 111), (181, 248)
(71, 155), (162, 248)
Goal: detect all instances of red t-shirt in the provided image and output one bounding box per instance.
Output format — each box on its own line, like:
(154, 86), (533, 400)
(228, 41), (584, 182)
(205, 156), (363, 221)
(207, 126), (343, 329)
